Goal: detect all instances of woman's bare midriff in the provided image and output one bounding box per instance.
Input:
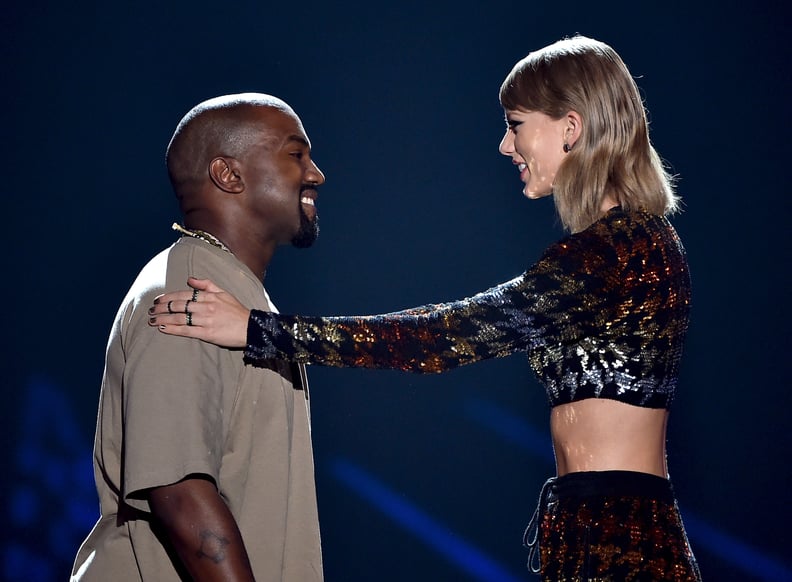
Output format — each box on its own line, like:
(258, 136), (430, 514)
(550, 399), (669, 477)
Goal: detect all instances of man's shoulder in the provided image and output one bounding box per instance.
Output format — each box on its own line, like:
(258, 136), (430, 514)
(169, 238), (272, 310)
(127, 238), (254, 299)
(108, 240), (233, 325)
(110, 238), (270, 337)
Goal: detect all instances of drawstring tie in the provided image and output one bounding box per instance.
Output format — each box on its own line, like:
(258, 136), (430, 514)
(523, 477), (557, 574)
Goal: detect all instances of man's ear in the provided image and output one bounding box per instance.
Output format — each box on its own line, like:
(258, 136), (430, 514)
(565, 111), (583, 149)
(208, 157), (244, 193)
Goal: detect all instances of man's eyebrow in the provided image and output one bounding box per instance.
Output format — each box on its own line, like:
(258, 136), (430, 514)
(286, 135), (310, 147)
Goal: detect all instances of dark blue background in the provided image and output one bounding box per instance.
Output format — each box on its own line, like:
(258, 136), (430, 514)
(3, 1), (790, 580)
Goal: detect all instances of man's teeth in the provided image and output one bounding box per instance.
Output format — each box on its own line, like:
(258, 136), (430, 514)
(518, 163), (527, 172)
(301, 197), (315, 206)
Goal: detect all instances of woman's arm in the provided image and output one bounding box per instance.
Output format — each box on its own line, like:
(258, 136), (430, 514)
(244, 275), (543, 372)
(150, 233), (616, 373)
(242, 240), (613, 372)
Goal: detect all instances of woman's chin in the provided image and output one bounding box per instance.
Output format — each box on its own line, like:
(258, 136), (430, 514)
(523, 187), (553, 200)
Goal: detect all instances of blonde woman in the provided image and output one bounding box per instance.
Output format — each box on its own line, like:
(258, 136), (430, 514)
(150, 36), (701, 580)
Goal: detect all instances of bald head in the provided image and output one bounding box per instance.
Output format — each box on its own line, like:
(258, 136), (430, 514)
(166, 93), (296, 199)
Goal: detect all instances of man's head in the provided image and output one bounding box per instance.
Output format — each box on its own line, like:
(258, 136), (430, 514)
(166, 93), (325, 251)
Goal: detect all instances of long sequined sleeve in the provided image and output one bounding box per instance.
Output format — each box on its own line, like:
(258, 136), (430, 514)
(244, 225), (620, 373)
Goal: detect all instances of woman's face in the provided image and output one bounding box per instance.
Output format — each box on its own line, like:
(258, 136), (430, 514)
(499, 109), (569, 199)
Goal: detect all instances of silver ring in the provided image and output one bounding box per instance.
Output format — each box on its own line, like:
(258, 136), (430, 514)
(167, 300), (174, 314)
(186, 312), (193, 326)
(191, 288), (200, 302)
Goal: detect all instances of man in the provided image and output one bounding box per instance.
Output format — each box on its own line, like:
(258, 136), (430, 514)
(71, 93), (325, 581)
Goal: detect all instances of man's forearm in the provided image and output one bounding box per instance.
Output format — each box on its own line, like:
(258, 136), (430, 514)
(149, 475), (255, 581)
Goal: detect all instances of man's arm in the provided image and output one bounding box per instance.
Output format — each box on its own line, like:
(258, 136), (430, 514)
(149, 476), (255, 581)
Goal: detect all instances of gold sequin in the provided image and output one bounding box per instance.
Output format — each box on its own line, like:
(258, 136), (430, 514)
(540, 486), (701, 581)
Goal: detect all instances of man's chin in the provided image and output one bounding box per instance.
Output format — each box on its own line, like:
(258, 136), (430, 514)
(291, 217), (319, 248)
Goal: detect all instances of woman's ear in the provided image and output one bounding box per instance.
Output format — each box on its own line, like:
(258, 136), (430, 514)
(565, 111), (583, 149)
(208, 157), (245, 193)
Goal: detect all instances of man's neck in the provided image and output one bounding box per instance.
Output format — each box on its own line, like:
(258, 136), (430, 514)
(183, 219), (274, 282)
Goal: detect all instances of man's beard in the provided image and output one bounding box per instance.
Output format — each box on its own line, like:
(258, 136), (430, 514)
(290, 206), (319, 248)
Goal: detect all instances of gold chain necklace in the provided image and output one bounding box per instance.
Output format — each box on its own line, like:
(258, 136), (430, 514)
(172, 223), (232, 254)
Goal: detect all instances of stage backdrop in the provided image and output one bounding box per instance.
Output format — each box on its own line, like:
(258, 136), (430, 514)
(2, 1), (789, 580)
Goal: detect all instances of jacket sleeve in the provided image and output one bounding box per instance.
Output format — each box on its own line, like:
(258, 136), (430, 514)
(244, 232), (618, 373)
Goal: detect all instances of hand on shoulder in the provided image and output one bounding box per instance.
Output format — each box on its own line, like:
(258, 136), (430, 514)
(148, 277), (250, 349)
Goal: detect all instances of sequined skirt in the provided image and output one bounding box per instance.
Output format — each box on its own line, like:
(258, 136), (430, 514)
(527, 470), (701, 581)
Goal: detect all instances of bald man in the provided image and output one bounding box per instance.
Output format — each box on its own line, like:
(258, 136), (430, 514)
(72, 94), (325, 581)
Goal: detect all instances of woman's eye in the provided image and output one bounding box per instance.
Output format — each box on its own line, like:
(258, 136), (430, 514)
(290, 151), (304, 159)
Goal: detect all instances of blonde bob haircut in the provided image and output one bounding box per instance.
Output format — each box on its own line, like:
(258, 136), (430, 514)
(500, 36), (678, 233)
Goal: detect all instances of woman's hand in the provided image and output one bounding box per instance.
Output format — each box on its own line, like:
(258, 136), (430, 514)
(148, 277), (250, 348)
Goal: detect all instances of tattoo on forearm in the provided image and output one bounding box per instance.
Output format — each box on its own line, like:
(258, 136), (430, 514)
(196, 530), (230, 564)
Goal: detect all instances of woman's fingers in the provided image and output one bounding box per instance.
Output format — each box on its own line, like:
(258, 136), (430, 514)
(149, 297), (192, 317)
(151, 279), (227, 316)
(155, 320), (204, 339)
(151, 309), (247, 348)
(149, 313), (189, 327)
(147, 278), (248, 348)
(149, 299), (213, 325)
(187, 277), (226, 294)
(152, 290), (193, 307)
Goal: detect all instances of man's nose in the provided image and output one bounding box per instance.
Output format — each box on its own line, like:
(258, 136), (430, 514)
(307, 160), (325, 185)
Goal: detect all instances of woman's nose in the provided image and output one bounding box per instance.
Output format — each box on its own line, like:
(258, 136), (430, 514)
(498, 130), (514, 156)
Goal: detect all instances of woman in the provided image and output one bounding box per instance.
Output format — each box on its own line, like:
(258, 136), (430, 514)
(149, 36), (701, 580)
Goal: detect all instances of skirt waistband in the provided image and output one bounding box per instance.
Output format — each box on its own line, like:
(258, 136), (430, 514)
(553, 470), (674, 503)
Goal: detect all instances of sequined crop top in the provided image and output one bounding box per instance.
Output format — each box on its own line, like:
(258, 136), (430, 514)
(244, 208), (691, 409)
